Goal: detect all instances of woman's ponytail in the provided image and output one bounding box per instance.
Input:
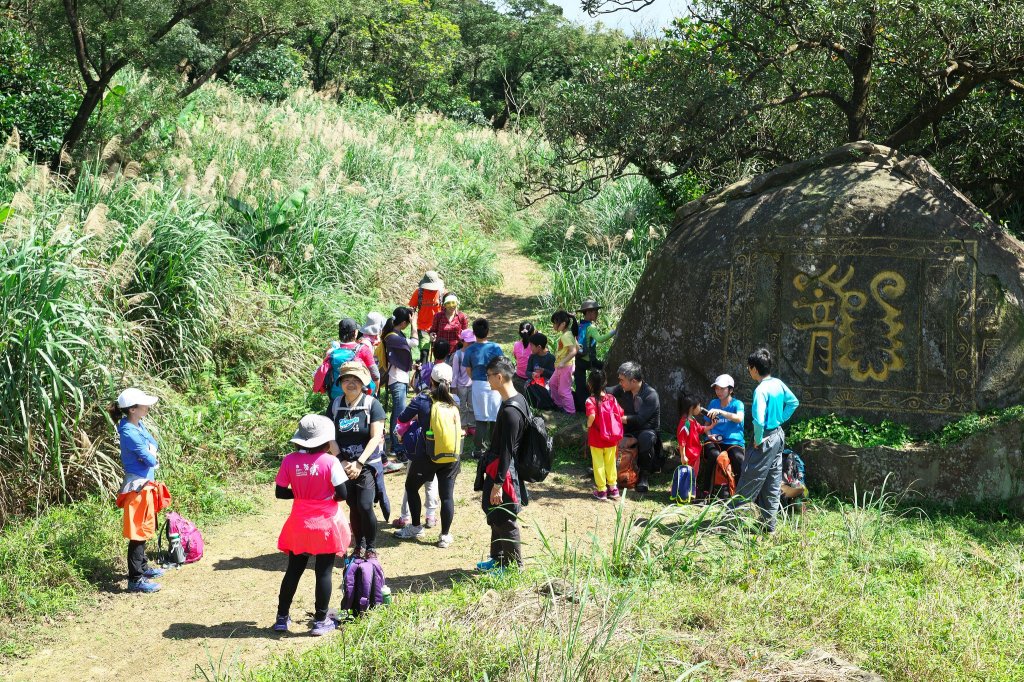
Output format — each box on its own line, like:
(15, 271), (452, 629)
(431, 379), (457, 406)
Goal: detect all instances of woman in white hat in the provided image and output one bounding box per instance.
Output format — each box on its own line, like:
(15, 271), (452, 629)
(109, 388), (167, 594)
(273, 414), (351, 636)
(394, 362), (462, 548)
(699, 374), (746, 500)
(427, 293), (469, 351)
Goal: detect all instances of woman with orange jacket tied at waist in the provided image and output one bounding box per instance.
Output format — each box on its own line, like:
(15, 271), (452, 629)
(112, 388), (171, 594)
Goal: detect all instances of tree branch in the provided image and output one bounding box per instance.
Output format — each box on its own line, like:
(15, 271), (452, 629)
(62, 0), (95, 84)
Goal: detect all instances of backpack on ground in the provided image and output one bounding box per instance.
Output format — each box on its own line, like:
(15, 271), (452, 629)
(507, 402), (553, 483)
(669, 464), (695, 504)
(341, 556), (385, 617)
(711, 451), (736, 498)
(593, 394), (624, 442)
(427, 399), (462, 464)
(615, 436), (639, 489)
(159, 511), (204, 565)
(781, 448), (807, 509)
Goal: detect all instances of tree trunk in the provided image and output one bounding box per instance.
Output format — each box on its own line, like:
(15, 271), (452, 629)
(847, 14), (876, 141)
(49, 75), (111, 171)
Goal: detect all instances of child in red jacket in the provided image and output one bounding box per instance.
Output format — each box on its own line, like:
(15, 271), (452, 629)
(676, 393), (716, 479)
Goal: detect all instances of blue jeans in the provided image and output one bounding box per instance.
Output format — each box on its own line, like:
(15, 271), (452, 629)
(388, 382), (408, 455)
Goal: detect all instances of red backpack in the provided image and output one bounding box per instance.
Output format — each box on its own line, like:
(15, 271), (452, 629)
(594, 394), (624, 442)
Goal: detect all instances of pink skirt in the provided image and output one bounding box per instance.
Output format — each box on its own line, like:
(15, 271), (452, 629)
(278, 499), (352, 556)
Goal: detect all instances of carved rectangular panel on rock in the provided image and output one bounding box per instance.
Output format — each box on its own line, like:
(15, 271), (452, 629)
(723, 236), (980, 416)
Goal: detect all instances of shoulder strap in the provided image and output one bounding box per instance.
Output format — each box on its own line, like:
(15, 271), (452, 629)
(417, 287), (424, 308)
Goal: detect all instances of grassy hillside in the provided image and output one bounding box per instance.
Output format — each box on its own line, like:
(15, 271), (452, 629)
(0, 75), (532, 632)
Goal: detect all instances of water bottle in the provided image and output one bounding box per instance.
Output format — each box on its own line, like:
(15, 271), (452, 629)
(381, 585), (392, 605)
(168, 532), (186, 565)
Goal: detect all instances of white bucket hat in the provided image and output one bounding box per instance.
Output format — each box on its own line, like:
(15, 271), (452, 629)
(116, 388), (159, 409)
(711, 374), (735, 389)
(361, 311), (385, 336)
(431, 362), (453, 384)
(290, 414), (336, 449)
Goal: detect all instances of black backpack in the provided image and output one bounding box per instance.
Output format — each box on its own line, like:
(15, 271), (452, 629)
(507, 402), (553, 483)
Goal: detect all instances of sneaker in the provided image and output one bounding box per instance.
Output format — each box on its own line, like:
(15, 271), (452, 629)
(364, 549), (379, 561)
(476, 558), (496, 571)
(636, 475), (650, 493)
(383, 460), (405, 474)
(142, 566), (165, 579)
(395, 453), (409, 464)
(592, 489), (608, 501)
(392, 517), (409, 529)
(607, 487), (621, 500)
(437, 534), (454, 549)
(310, 618), (337, 637)
(465, 426), (476, 436)
(472, 450), (485, 461)
(395, 525), (425, 540)
(127, 578), (161, 594)
(272, 615), (291, 632)
(424, 515), (438, 529)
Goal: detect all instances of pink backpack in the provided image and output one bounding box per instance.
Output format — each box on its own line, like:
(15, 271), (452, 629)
(163, 511), (204, 564)
(594, 394), (624, 442)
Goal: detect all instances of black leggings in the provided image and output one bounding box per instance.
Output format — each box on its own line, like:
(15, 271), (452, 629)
(346, 466), (378, 552)
(278, 552), (334, 621)
(127, 539), (149, 580)
(406, 459), (461, 534)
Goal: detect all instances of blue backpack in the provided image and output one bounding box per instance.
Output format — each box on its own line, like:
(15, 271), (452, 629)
(669, 464), (695, 504)
(327, 346), (359, 400)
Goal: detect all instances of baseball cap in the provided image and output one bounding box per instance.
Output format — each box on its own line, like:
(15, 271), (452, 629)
(711, 374), (735, 389)
(116, 388), (158, 409)
(431, 363), (453, 384)
(339, 317), (359, 336)
(459, 329), (476, 343)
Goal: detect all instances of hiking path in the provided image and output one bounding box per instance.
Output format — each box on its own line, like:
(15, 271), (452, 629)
(3, 241), (625, 681)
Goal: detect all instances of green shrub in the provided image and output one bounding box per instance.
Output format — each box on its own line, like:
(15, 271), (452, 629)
(0, 24), (77, 159)
(227, 45), (306, 102)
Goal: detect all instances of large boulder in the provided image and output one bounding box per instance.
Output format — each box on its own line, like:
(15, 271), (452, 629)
(608, 142), (1024, 432)
(797, 420), (1024, 511)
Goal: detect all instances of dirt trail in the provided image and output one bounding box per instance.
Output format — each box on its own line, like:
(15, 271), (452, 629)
(4, 242), (621, 681)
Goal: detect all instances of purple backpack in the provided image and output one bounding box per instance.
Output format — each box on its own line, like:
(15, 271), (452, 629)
(164, 511), (204, 564)
(341, 557), (385, 616)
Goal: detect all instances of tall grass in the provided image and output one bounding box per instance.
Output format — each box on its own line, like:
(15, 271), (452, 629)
(529, 176), (685, 321)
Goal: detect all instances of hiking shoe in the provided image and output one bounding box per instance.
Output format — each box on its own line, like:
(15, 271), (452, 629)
(437, 534), (454, 549)
(607, 486), (621, 500)
(592, 489), (608, 501)
(383, 460), (405, 474)
(395, 525), (425, 540)
(465, 426), (476, 437)
(471, 450), (485, 461)
(310, 618), (336, 637)
(395, 453), (409, 464)
(424, 515), (438, 529)
(364, 549), (379, 560)
(142, 566), (165, 579)
(636, 475), (650, 493)
(127, 578), (161, 594)
(476, 558), (496, 571)
(392, 517), (409, 529)
(272, 615), (291, 632)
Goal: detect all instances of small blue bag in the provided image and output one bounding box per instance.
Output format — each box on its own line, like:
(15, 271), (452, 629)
(669, 464), (695, 504)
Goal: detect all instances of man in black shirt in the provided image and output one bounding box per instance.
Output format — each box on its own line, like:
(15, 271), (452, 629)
(477, 356), (527, 570)
(607, 361), (661, 492)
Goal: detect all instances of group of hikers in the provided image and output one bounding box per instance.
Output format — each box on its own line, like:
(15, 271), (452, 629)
(110, 269), (801, 637)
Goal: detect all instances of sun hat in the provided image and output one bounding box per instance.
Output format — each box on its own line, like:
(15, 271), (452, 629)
(339, 317), (360, 336)
(711, 374), (735, 389)
(459, 329), (476, 343)
(361, 311), (385, 336)
(116, 388), (158, 409)
(442, 293), (459, 305)
(419, 271), (444, 291)
(290, 414), (335, 449)
(431, 362), (453, 384)
(336, 361), (371, 387)
(577, 299), (602, 313)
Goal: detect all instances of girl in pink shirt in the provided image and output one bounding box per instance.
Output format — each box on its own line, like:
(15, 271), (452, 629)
(512, 321), (535, 391)
(274, 415), (351, 636)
